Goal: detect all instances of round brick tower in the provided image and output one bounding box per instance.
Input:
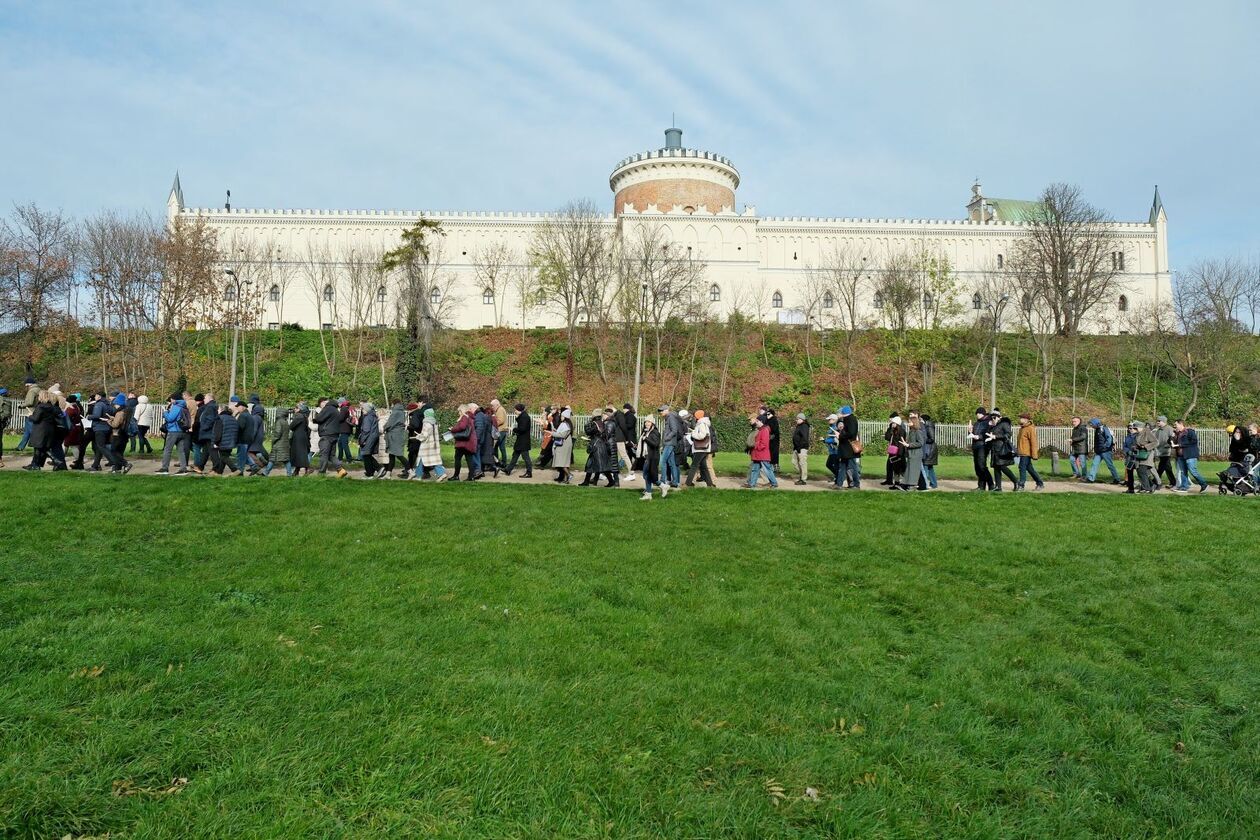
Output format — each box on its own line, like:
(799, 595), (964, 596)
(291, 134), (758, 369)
(609, 127), (739, 216)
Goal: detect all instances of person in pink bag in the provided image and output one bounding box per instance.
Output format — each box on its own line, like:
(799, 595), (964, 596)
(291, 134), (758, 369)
(884, 412), (908, 490)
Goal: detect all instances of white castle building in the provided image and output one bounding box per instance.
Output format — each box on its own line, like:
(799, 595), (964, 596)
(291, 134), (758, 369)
(167, 127), (1170, 333)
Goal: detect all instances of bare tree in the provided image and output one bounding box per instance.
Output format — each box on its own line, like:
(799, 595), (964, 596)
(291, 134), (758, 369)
(871, 250), (922, 404)
(530, 200), (615, 392)
(508, 261), (538, 343)
(1008, 183), (1123, 337)
(0, 203), (77, 372)
(619, 220), (706, 379)
(300, 241), (341, 377)
(154, 214), (221, 387)
(810, 245), (870, 406)
(471, 242), (517, 327)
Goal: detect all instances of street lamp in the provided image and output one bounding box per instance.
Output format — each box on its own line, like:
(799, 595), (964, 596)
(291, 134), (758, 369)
(632, 279), (648, 415)
(224, 268), (252, 398)
(986, 294), (1010, 409)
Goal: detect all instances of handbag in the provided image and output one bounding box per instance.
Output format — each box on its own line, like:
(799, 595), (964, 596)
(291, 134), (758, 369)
(886, 443), (900, 456)
(850, 439), (864, 456)
(453, 425), (471, 441)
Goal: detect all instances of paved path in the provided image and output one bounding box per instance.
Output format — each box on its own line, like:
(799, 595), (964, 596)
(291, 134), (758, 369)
(4, 453), (1213, 496)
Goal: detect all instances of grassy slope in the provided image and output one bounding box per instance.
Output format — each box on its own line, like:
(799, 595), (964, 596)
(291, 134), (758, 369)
(1, 476), (1257, 838)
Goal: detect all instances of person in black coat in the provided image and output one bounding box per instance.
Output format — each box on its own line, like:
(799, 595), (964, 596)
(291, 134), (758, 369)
(288, 403), (312, 474)
(313, 398), (345, 475)
(336, 400), (354, 462)
(579, 413), (609, 486)
(472, 405), (495, 478)
(968, 407), (994, 491)
(24, 395), (60, 471)
(403, 402), (424, 479)
(210, 406), (240, 475)
(506, 403), (533, 477)
(191, 394), (218, 473)
(985, 409), (1019, 491)
(638, 417), (662, 499)
(764, 407), (781, 469)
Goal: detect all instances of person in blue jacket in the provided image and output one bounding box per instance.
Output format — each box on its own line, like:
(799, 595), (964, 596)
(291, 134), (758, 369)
(1086, 418), (1122, 484)
(1172, 419), (1209, 492)
(157, 393), (192, 474)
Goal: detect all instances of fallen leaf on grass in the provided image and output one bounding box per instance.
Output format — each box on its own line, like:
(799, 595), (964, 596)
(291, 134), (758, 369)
(827, 718), (864, 736)
(71, 665), (106, 679)
(112, 777), (189, 798)
(764, 778), (787, 806)
(480, 735), (510, 755)
(803, 786), (821, 802)
(277, 635), (297, 648)
(853, 772), (877, 787)
(1174, 741), (1186, 753)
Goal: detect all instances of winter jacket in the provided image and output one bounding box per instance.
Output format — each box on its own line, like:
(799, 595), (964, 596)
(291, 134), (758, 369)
(164, 400), (190, 435)
(384, 405), (406, 457)
(64, 404), (83, 446)
(1016, 423), (1039, 458)
(213, 411), (239, 450)
(28, 402), (59, 449)
(750, 424), (771, 461)
(336, 405), (353, 435)
(550, 418), (574, 468)
(270, 415), (292, 463)
(1092, 424), (1115, 456)
(195, 400), (218, 442)
(1176, 428), (1201, 460)
(357, 407), (380, 455)
(89, 399), (113, 433)
(791, 421), (811, 451)
(922, 418), (939, 467)
(289, 410), (311, 469)
(989, 418), (1016, 467)
(1154, 425), (1175, 457)
(1070, 423), (1089, 456)
(313, 403), (340, 439)
(904, 426), (925, 480)
(837, 414), (860, 460)
(662, 411), (685, 447)
(689, 417), (713, 454)
(450, 413), (477, 453)
(1134, 427), (1158, 467)
(584, 417), (609, 473)
(133, 396), (158, 429)
(512, 409), (532, 453)
(474, 410), (495, 460)
(417, 417), (444, 467)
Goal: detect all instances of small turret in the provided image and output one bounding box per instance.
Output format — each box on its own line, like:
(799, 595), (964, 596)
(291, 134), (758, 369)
(166, 172), (184, 223)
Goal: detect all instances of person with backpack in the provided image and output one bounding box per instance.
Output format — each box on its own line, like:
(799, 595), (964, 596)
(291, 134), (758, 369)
(1086, 418), (1122, 484)
(986, 408), (1019, 491)
(1014, 413), (1045, 491)
(157, 392), (192, 474)
(1171, 420), (1209, 492)
(835, 405), (862, 489)
(685, 409), (716, 488)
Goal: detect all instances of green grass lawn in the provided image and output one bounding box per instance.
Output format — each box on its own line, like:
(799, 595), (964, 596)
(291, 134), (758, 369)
(1, 475), (1256, 837)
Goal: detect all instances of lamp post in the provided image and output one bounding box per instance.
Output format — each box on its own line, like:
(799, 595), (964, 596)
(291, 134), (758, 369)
(632, 279), (648, 415)
(986, 294), (1010, 409)
(224, 268), (252, 398)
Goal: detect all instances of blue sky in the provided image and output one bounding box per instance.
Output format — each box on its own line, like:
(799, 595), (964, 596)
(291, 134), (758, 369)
(2, 1), (1256, 268)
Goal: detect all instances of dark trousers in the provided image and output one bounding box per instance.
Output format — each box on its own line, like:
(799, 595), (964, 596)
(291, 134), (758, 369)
(93, 430), (124, 469)
(210, 447), (233, 474)
(1156, 456), (1177, 487)
(363, 453), (380, 476)
(453, 449), (474, 478)
(386, 454), (406, 471)
(687, 453), (715, 487)
(507, 449), (532, 474)
(337, 432), (353, 462)
(1137, 464), (1155, 492)
(825, 453), (840, 481)
(72, 440), (87, 469)
(195, 439), (213, 469)
(973, 447), (993, 490)
(993, 463), (1018, 490)
(318, 437), (342, 473)
(406, 439), (420, 471)
(133, 426), (152, 453)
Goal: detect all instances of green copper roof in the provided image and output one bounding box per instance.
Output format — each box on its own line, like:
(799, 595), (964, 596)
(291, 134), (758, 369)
(984, 198), (1043, 222)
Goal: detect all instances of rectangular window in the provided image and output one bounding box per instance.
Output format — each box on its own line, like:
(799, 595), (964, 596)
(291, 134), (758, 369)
(321, 323), (333, 331)
(267, 322), (279, 331)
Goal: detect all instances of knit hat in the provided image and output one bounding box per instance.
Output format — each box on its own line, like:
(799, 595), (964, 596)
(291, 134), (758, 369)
(561, 408), (572, 419)
(1089, 418), (1101, 427)
(423, 408), (435, 419)
(976, 407), (987, 416)
(23, 376), (35, 385)
(113, 393), (127, 406)
(1157, 415), (1168, 422)
(839, 406), (852, 416)
(694, 410), (705, 420)
(1227, 424), (1236, 434)
(679, 409), (690, 418)
(249, 393), (260, 403)
(515, 403), (525, 411)
(1019, 412), (1031, 420)
(989, 407), (1001, 417)
(66, 393), (78, 403)
(826, 413), (838, 421)
(0, 388), (7, 396)
(796, 413), (807, 420)
(623, 403), (633, 410)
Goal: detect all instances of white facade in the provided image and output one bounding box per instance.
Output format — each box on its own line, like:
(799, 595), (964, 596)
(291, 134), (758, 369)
(168, 130), (1170, 333)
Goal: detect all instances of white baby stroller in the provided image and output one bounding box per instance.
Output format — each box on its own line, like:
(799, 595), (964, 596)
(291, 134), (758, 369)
(1217, 454), (1257, 496)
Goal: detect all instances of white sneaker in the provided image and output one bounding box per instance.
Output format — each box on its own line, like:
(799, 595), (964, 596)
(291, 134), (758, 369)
(628, 473), (637, 481)
(640, 492), (651, 501)
(661, 484), (669, 498)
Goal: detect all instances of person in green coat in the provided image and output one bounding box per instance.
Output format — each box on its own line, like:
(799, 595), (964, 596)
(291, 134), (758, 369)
(263, 408), (295, 476)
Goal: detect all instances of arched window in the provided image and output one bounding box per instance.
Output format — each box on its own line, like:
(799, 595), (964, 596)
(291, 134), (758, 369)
(709, 284), (721, 302)
(1117, 294), (1129, 312)
(377, 285), (386, 304)
(873, 291), (885, 310)
(972, 292), (983, 311)
(996, 254), (1005, 269)
(268, 284), (280, 302)
(429, 287), (441, 305)
(323, 284), (334, 302)
(923, 292), (934, 310)
(822, 292), (834, 309)
(224, 284), (237, 302)
(771, 291), (783, 308)
(482, 287), (494, 305)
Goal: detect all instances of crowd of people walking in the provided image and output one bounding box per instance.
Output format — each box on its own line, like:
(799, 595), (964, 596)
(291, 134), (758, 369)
(3, 375), (1257, 498)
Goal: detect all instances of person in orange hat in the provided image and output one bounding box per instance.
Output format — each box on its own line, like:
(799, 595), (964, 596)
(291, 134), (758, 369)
(685, 409), (715, 487)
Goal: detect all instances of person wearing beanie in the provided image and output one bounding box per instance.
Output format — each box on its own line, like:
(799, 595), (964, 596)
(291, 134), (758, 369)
(985, 408), (1019, 491)
(885, 412), (909, 490)
(550, 408), (574, 484)
(505, 402), (533, 478)
(131, 394), (155, 454)
(1086, 417), (1122, 485)
(414, 407), (448, 481)
(1121, 422), (1140, 492)
(823, 413), (841, 483)
(156, 392), (192, 474)
(1015, 413), (1045, 491)
(967, 407), (994, 491)
(790, 413), (811, 485)
(1132, 419), (1159, 493)
(685, 409), (715, 488)
(336, 398), (355, 464)
(63, 393), (87, 470)
(312, 397), (348, 478)
(262, 405), (294, 477)
(1153, 415), (1176, 489)
(834, 405), (861, 489)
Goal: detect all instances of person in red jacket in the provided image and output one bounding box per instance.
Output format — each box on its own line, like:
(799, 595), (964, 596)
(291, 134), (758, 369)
(743, 415), (778, 489)
(449, 404), (478, 481)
